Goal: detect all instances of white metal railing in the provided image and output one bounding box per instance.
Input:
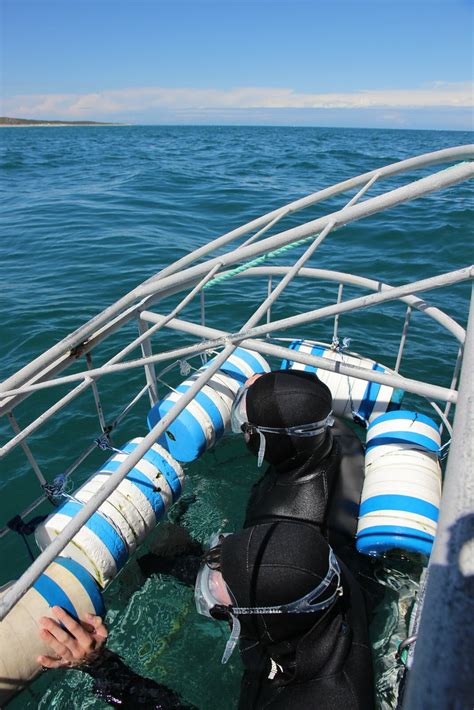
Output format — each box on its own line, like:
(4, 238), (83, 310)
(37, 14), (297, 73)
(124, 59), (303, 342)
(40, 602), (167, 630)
(2, 148), (473, 404)
(0, 146), (472, 628)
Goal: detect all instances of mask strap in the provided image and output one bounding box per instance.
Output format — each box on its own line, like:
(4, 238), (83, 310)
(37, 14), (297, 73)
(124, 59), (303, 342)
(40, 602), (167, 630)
(221, 613), (241, 664)
(257, 430), (266, 468)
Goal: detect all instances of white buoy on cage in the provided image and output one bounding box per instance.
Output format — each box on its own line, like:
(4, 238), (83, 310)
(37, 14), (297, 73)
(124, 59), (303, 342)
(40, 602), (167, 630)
(356, 410), (442, 557)
(148, 347), (270, 462)
(281, 339), (404, 423)
(35, 439), (184, 588)
(0, 556), (104, 705)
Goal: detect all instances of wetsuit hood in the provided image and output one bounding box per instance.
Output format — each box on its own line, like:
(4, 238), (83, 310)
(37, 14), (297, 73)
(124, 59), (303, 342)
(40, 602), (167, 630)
(220, 521), (341, 647)
(244, 370), (333, 465)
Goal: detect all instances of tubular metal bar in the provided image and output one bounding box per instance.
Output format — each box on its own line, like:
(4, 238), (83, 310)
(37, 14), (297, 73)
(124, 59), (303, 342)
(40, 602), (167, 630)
(7, 413), (47, 486)
(2, 155), (472, 402)
(428, 401), (453, 438)
(143, 313), (459, 404)
(266, 275), (273, 333)
(86, 354), (107, 433)
(403, 285), (474, 710)
(136, 318), (159, 407)
(0, 340), (227, 405)
(0, 343), (245, 621)
(333, 283), (344, 342)
(0, 316), (457, 408)
(108, 383), (150, 431)
(232, 267), (467, 343)
(0, 264), (224, 448)
(246, 220), (336, 328)
(441, 344), (464, 431)
(344, 173), (380, 209)
(2, 379), (92, 458)
(1, 265), (469, 407)
(0, 295), (156, 416)
(241, 208), (289, 248)
(223, 266), (473, 344)
(395, 306), (413, 373)
(200, 291), (208, 365)
(0, 262), (223, 419)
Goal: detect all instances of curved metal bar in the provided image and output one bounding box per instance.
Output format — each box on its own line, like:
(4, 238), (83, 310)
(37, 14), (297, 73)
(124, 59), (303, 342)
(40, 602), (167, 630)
(2, 152), (472, 397)
(1, 266), (468, 404)
(140, 313), (458, 404)
(144, 145), (474, 284)
(226, 266), (467, 343)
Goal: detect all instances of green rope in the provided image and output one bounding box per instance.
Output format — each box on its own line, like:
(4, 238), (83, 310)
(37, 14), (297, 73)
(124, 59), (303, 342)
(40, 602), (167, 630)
(203, 234), (316, 290)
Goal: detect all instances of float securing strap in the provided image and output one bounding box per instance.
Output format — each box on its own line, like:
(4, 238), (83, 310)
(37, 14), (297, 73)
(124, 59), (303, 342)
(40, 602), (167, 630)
(7, 513), (48, 562)
(332, 336), (368, 428)
(7, 513), (48, 536)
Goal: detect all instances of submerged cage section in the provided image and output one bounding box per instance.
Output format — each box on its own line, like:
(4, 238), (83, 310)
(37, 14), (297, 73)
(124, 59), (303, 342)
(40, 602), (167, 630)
(0, 146), (472, 706)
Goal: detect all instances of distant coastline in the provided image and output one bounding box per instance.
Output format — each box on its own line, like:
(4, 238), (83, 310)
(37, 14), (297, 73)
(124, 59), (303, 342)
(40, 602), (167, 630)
(0, 116), (126, 127)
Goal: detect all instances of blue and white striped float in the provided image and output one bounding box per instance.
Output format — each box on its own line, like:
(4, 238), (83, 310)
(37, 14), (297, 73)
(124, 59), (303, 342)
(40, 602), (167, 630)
(356, 411), (442, 556)
(148, 347), (270, 462)
(0, 557), (104, 703)
(35, 438), (184, 588)
(281, 339), (404, 423)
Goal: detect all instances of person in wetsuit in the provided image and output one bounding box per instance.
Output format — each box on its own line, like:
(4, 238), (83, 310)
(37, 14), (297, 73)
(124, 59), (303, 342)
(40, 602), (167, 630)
(238, 370), (381, 609)
(37, 370), (376, 709)
(212, 520), (374, 709)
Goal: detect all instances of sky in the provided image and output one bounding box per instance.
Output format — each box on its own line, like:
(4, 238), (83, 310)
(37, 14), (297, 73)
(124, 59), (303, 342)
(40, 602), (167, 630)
(1, 0), (473, 130)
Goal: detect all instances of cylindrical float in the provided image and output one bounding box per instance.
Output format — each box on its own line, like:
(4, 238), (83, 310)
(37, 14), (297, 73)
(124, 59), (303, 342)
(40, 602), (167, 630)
(356, 410), (442, 556)
(281, 339), (404, 423)
(35, 438), (184, 587)
(0, 557), (104, 705)
(148, 347), (270, 462)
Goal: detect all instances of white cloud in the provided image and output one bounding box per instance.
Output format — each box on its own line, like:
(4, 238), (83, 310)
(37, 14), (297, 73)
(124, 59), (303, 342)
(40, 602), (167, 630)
(2, 81), (473, 119)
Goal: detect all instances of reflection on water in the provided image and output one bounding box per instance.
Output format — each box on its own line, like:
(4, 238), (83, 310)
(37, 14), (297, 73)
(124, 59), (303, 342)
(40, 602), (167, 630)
(372, 552), (424, 709)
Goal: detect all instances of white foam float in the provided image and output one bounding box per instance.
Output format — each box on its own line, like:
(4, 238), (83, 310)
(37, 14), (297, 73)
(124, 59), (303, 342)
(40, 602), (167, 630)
(281, 339), (404, 423)
(356, 411), (442, 557)
(148, 347), (270, 462)
(35, 439), (184, 588)
(0, 557), (104, 705)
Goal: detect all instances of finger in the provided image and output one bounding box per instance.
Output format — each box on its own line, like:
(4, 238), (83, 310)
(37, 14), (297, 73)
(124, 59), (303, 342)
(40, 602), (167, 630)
(245, 373), (262, 388)
(85, 613), (108, 641)
(51, 606), (95, 650)
(39, 628), (74, 660)
(37, 654), (66, 670)
(39, 615), (76, 648)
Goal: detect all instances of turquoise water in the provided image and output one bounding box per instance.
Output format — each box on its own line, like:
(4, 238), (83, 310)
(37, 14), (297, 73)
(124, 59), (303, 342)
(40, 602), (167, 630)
(1, 125), (473, 709)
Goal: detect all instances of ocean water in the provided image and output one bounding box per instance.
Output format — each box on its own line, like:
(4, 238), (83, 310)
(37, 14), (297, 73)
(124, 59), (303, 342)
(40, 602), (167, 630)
(0, 125), (473, 709)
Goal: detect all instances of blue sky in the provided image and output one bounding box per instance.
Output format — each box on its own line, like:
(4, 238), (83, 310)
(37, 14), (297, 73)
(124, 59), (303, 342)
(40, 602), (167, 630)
(1, 0), (473, 129)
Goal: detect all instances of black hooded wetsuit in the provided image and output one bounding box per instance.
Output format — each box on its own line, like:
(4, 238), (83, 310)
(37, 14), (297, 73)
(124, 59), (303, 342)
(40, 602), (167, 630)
(220, 521), (374, 710)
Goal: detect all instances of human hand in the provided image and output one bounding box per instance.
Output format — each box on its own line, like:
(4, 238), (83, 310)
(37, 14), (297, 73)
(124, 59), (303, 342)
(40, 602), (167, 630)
(37, 605), (108, 669)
